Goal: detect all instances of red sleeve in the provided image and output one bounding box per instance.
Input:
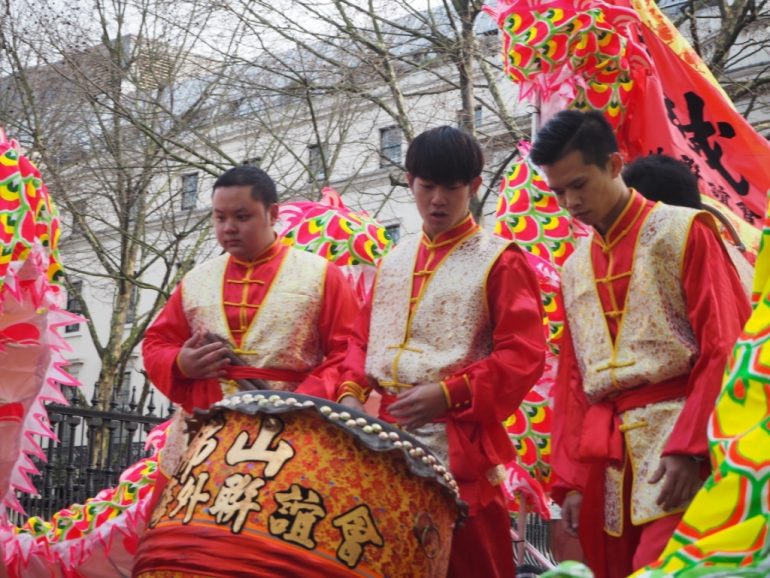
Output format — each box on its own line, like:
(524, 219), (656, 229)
(663, 216), (751, 457)
(441, 245), (547, 422)
(335, 282), (376, 403)
(141, 286), (223, 412)
(549, 320), (592, 504)
(295, 263), (361, 400)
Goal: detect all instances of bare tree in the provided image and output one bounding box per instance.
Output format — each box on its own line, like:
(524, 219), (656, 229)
(0, 0), (239, 410)
(199, 0), (527, 215)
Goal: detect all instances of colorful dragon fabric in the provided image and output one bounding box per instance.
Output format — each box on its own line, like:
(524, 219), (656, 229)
(277, 187), (393, 301)
(3, 427), (164, 577)
(495, 148), (590, 517)
(0, 130), (74, 514)
(484, 0), (770, 246)
(489, 0), (651, 133)
(0, 131), (87, 575)
(0, 130), (163, 578)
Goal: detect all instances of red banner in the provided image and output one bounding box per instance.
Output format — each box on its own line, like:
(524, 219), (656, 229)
(622, 0), (770, 229)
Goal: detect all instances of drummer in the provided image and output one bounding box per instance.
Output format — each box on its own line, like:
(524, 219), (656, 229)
(336, 126), (547, 578)
(142, 165), (360, 413)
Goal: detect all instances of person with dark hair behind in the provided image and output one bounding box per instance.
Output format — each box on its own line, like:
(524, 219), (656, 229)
(622, 154), (702, 209)
(623, 153), (754, 295)
(336, 126), (547, 577)
(143, 165), (360, 412)
(530, 110), (750, 577)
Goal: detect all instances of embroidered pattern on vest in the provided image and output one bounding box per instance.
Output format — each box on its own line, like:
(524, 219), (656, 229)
(182, 249), (326, 393)
(603, 398), (688, 534)
(562, 204), (699, 403)
(561, 204), (706, 532)
(366, 229), (509, 389)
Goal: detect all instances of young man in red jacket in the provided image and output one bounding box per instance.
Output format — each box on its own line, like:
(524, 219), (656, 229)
(338, 126), (547, 578)
(143, 165), (359, 411)
(531, 110), (750, 576)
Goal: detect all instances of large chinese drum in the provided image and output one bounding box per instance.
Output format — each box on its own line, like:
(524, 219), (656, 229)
(133, 391), (465, 578)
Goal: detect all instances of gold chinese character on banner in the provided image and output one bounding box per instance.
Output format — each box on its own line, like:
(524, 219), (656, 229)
(177, 420), (224, 483)
(226, 417), (294, 478)
(209, 473), (266, 533)
(268, 484), (327, 549)
(332, 505), (384, 568)
(168, 472), (211, 524)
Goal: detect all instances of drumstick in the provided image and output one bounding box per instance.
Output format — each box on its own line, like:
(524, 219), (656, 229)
(201, 331), (268, 391)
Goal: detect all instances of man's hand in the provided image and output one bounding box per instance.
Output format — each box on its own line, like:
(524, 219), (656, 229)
(339, 396), (366, 413)
(177, 329), (231, 380)
(561, 491), (582, 537)
(388, 383), (448, 429)
(649, 454), (703, 511)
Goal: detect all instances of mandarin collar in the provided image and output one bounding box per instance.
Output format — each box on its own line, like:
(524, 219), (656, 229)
(421, 213), (478, 248)
(230, 236), (283, 267)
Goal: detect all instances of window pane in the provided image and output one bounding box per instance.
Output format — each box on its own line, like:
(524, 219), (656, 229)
(181, 172), (199, 210)
(385, 223), (401, 244)
(117, 370), (132, 408)
(65, 280), (83, 333)
(380, 127), (402, 167)
(61, 362), (82, 399)
(456, 106), (483, 129)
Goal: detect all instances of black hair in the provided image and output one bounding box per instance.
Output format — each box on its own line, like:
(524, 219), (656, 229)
(622, 154), (702, 209)
(530, 110), (619, 168)
(405, 125), (484, 185)
(212, 165), (278, 206)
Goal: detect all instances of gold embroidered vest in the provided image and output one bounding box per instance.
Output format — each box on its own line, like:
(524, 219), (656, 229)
(561, 204), (706, 532)
(366, 228), (509, 462)
(181, 249), (327, 393)
(561, 204), (700, 402)
(366, 228), (510, 389)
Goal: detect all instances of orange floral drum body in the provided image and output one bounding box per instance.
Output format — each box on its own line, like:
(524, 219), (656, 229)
(133, 392), (463, 578)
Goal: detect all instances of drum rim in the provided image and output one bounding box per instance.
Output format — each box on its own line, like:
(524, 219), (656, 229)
(193, 390), (468, 521)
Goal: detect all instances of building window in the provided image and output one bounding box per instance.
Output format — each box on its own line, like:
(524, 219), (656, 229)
(117, 365), (133, 409)
(308, 144), (327, 181)
(59, 361), (83, 441)
(67, 362), (82, 381)
(61, 361), (82, 401)
(474, 105), (483, 127)
(380, 127), (403, 167)
(385, 223), (401, 244)
(475, 12), (498, 36)
(456, 105), (483, 129)
(181, 172), (199, 210)
(658, 0), (692, 16)
(127, 196), (139, 222)
(65, 280), (83, 334)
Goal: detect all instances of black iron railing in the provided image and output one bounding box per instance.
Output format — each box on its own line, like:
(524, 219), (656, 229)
(10, 388), (170, 525)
